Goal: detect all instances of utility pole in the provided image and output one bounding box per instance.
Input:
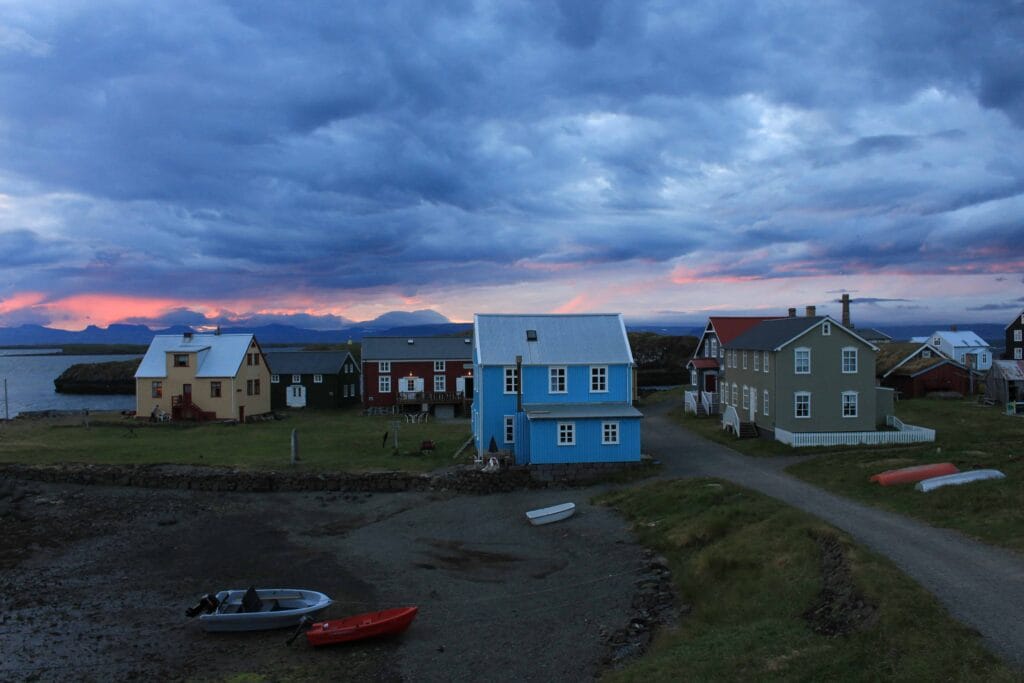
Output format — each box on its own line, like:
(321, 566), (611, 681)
(3, 378), (8, 423)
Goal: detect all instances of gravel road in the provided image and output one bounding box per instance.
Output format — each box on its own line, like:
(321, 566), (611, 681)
(641, 399), (1024, 669)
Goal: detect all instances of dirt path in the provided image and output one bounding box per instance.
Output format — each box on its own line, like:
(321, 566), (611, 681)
(641, 399), (1024, 669)
(0, 479), (653, 682)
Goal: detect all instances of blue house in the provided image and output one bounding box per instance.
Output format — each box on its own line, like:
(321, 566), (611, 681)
(472, 314), (643, 465)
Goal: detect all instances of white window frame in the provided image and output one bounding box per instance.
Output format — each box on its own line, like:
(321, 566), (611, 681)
(922, 349), (931, 359)
(981, 353), (988, 365)
(504, 367), (518, 394)
(742, 351), (747, 370)
(379, 361), (390, 373)
(1016, 330), (1023, 342)
(842, 347), (858, 374)
(842, 391), (858, 418)
(378, 375), (391, 393)
(504, 415), (515, 444)
(794, 392), (811, 419)
(557, 422), (575, 446)
(434, 374), (446, 392)
(754, 353), (760, 371)
(710, 338), (718, 357)
(763, 352), (769, 373)
(602, 421), (619, 445)
(549, 366), (567, 394)
(1016, 348), (1023, 360)
(271, 374), (280, 384)
(822, 321), (831, 336)
(731, 383), (737, 405)
(742, 385), (749, 409)
(763, 390), (769, 416)
(690, 369), (697, 386)
(590, 365), (608, 393)
(794, 348), (811, 374)
(292, 374), (302, 384)
(313, 374), (323, 384)
(434, 360), (446, 372)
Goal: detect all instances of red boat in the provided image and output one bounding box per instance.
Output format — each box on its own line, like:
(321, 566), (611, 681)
(870, 463), (959, 486)
(305, 606), (418, 647)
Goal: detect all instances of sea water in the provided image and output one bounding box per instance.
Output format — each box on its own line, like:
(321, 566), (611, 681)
(0, 350), (141, 418)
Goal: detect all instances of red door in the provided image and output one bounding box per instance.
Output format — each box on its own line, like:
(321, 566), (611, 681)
(183, 384), (192, 402)
(705, 374), (717, 393)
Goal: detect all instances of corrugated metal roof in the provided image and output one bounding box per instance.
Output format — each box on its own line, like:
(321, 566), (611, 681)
(856, 327), (892, 341)
(930, 330), (990, 348)
(523, 403), (644, 419)
(474, 314), (633, 366)
(135, 334), (255, 378)
(361, 336), (473, 361)
(991, 359), (1024, 381)
(264, 351), (355, 375)
(728, 316), (878, 352)
(708, 316), (785, 345)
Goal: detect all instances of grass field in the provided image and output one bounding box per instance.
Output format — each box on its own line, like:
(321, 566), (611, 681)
(598, 479), (1016, 682)
(0, 408), (473, 473)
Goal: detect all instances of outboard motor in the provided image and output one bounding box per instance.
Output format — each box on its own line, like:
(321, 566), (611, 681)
(185, 593), (220, 618)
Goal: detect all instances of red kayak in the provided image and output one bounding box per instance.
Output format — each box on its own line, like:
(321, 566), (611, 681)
(870, 463), (959, 486)
(305, 606), (418, 647)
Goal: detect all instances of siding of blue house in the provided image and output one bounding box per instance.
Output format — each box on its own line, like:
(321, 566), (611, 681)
(526, 418), (641, 463)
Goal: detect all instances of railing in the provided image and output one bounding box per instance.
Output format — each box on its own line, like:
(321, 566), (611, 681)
(397, 391), (465, 404)
(776, 419), (936, 448)
(701, 391), (719, 415)
(684, 390), (698, 414)
(721, 405), (740, 436)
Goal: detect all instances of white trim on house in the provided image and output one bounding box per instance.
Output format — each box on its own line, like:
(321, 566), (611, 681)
(794, 391), (811, 418)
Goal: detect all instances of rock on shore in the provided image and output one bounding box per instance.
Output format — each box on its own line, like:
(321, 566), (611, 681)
(53, 359), (139, 395)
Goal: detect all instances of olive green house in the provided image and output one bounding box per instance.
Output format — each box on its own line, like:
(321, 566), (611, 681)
(717, 309), (931, 447)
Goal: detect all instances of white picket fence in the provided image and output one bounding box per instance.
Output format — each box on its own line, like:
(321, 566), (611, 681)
(775, 418), (935, 448)
(684, 390), (698, 414)
(701, 391), (718, 415)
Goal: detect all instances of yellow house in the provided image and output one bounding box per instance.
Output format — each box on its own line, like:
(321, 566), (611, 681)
(134, 332), (271, 422)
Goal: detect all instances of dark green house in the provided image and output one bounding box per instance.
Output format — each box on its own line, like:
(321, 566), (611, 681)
(265, 351), (360, 410)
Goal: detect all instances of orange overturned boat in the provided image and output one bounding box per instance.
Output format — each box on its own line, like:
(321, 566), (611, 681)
(303, 607), (419, 647)
(870, 463), (959, 486)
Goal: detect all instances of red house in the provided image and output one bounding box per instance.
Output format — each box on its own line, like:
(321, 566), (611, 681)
(361, 336), (474, 416)
(686, 316), (785, 409)
(876, 342), (974, 399)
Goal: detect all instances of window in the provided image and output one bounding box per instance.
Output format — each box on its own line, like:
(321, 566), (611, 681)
(794, 392), (811, 418)
(404, 377), (416, 392)
(591, 366), (608, 392)
(434, 374), (446, 392)
(742, 385), (749, 409)
(557, 422), (575, 446)
(292, 374), (302, 384)
(246, 379), (261, 396)
(719, 346), (725, 360)
(754, 353), (759, 371)
(731, 383), (738, 405)
(210, 381), (221, 398)
(379, 361), (391, 373)
(763, 352), (769, 373)
(842, 347), (858, 374)
(921, 350), (931, 359)
(602, 421), (619, 445)
(959, 353), (966, 363)
(379, 375), (391, 393)
(313, 374), (323, 384)
(549, 366), (566, 393)
(1016, 348), (1023, 360)
(710, 338), (718, 357)
(434, 360), (446, 372)
(742, 351), (748, 369)
(842, 391), (858, 418)
(173, 354), (188, 367)
(763, 390), (769, 416)
(504, 415), (515, 444)
(271, 374), (280, 383)
(504, 366), (519, 393)
(981, 353), (988, 365)
(794, 348), (810, 374)
(151, 381), (162, 398)
(690, 369), (697, 386)
(822, 322), (831, 336)
(1015, 330), (1022, 342)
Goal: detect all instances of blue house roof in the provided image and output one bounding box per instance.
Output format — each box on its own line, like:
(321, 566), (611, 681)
(474, 314), (633, 366)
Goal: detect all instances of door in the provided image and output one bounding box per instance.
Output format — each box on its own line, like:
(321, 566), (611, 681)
(705, 373), (717, 393)
(749, 387), (757, 422)
(183, 383), (192, 404)
(456, 376), (465, 395)
(238, 406), (245, 422)
(287, 384), (307, 408)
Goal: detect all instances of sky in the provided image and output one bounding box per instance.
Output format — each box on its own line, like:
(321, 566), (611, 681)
(1, 0), (1023, 331)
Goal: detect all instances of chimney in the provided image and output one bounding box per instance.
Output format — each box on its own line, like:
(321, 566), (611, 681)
(841, 294), (851, 328)
(805, 305), (816, 317)
(788, 308), (797, 318)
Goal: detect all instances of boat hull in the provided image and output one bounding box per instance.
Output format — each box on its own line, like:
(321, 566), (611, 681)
(306, 606), (419, 647)
(915, 469), (1006, 492)
(870, 463), (959, 486)
(198, 589), (332, 632)
(526, 502), (576, 526)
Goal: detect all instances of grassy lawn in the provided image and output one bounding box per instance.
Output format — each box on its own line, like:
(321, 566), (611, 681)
(598, 479), (1016, 682)
(0, 408), (473, 473)
(787, 399), (1024, 553)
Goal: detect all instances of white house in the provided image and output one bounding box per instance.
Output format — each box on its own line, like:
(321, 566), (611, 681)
(927, 330), (994, 372)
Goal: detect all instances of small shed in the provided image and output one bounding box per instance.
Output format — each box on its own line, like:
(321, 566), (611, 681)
(876, 342), (973, 399)
(984, 360), (1024, 409)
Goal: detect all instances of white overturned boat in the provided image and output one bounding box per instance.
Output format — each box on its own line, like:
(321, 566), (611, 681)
(188, 588), (332, 632)
(526, 502), (576, 526)
(915, 469), (1006, 493)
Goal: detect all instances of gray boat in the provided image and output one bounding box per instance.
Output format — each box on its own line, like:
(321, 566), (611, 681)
(188, 588), (332, 632)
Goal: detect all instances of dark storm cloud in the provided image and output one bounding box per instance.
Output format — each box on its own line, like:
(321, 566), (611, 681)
(0, 0), (1023, 315)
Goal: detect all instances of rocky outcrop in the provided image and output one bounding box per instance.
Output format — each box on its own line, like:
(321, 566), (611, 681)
(54, 360), (139, 395)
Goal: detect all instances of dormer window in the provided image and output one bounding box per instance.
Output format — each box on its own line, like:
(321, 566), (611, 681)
(922, 349), (931, 359)
(173, 354), (188, 367)
(822, 322), (831, 336)
(526, 329), (538, 342)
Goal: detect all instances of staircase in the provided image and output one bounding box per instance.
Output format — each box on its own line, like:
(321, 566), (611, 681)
(738, 422), (759, 439)
(171, 395), (217, 422)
